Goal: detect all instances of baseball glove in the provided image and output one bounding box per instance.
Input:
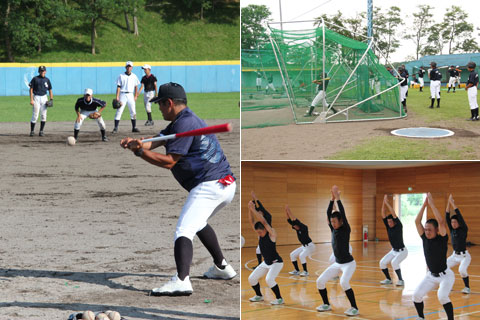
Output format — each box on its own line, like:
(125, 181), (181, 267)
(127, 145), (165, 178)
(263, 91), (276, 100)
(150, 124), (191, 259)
(88, 112), (101, 119)
(112, 99), (122, 109)
(46, 100), (53, 107)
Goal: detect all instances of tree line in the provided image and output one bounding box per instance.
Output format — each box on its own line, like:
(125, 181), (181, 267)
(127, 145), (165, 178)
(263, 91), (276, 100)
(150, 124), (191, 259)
(242, 4), (480, 62)
(0, 0), (238, 62)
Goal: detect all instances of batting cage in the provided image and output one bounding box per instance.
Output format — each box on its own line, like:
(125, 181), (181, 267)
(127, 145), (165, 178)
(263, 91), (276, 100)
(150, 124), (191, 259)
(241, 21), (406, 128)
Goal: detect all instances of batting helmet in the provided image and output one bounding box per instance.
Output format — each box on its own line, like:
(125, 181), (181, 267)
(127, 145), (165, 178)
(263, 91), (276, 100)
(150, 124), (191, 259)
(430, 62), (437, 68)
(38, 66), (46, 72)
(467, 62), (476, 69)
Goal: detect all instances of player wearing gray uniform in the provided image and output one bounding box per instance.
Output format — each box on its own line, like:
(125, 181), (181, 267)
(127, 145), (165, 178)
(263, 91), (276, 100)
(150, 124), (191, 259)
(413, 193), (454, 320)
(136, 64), (157, 126)
(29, 66), (53, 137)
(428, 62), (442, 108)
(112, 61), (140, 134)
(73, 88), (108, 142)
(465, 61), (479, 121)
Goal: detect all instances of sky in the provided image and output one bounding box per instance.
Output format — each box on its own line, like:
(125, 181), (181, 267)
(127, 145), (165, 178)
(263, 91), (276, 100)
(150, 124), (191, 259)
(241, 0), (480, 62)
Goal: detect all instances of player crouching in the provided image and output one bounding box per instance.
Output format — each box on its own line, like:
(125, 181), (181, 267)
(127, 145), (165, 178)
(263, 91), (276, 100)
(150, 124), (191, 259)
(74, 88), (108, 142)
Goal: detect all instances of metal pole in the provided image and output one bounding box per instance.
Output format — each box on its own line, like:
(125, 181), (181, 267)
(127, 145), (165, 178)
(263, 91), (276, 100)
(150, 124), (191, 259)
(279, 0), (283, 31)
(322, 17), (326, 113)
(367, 0), (373, 44)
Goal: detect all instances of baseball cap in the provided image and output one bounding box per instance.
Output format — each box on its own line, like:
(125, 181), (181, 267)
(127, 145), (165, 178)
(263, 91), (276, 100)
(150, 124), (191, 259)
(142, 64), (151, 70)
(84, 88), (93, 96)
(150, 82), (187, 103)
(38, 66), (46, 72)
(125, 61), (133, 67)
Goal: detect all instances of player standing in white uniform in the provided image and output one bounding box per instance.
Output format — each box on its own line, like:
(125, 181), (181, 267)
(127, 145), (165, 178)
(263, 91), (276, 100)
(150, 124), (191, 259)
(413, 193), (455, 320)
(418, 67), (425, 92)
(447, 66), (457, 93)
(112, 61), (140, 133)
(428, 61), (442, 109)
(29, 66), (53, 137)
(136, 64), (157, 126)
(465, 62), (479, 121)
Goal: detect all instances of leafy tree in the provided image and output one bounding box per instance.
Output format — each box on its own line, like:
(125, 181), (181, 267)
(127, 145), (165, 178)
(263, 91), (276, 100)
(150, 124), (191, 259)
(241, 4), (271, 50)
(406, 5), (434, 60)
(373, 6), (401, 62)
(441, 6), (478, 54)
(422, 23), (445, 56)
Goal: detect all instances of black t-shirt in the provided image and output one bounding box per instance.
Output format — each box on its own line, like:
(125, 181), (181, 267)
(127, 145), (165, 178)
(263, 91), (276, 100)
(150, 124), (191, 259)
(254, 200), (272, 226)
(448, 69), (456, 77)
(430, 68), (442, 81)
(399, 70), (408, 86)
(268, 75), (273, 83)
(446, 208), (468, 252)
(383, 217), (405, 250)
(75, 97), (106, 112)
(141, 74), (157, 92)
(418, 69), (425, 78)
(454, 70), (460, 77)
(287, 218), (312, 245)
(29, 76), (52, 96)
(467, 70), (479, 86)
(421, 233), (448, 273)
(259, 232), (283, 265)
(327, 200), (354, 264)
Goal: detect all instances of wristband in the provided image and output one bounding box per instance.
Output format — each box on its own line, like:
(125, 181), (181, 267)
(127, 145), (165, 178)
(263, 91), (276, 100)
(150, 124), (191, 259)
(134, 148), (144, 157)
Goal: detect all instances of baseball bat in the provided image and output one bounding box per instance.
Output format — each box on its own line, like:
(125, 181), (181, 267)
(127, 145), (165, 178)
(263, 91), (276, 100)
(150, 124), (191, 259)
(141, 123), (232, 143)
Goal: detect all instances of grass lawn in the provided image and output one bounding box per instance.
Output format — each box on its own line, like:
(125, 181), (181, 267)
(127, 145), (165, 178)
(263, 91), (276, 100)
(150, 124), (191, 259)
(0, 92), (239, 122)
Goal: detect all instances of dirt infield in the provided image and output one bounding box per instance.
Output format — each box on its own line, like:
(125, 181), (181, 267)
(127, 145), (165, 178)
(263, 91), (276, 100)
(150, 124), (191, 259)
(0, 120), (239, 320)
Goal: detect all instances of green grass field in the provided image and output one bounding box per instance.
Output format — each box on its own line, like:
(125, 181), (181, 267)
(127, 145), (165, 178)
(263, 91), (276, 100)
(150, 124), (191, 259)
(328, 86), (480, 160)
(0, 92), (239, 122)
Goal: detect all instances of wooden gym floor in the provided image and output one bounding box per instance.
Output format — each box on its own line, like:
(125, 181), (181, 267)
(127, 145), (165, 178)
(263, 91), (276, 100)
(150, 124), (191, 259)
(241, 241), (480, 319)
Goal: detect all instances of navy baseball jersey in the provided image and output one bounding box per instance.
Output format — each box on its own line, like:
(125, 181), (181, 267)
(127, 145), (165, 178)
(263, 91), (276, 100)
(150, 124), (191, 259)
(141, 74), (157, 92)
(448, 69), (456, 77)
(418, 69), (425, 78)
(75, 97), (106, 112)
(29, 76), (52, 96)
(467, 70), (479, 86)
(160, 108), (234, 192)
(430, 68), (442, 81)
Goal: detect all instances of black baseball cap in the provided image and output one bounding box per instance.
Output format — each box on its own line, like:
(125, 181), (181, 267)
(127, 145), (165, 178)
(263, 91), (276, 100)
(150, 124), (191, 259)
(38, 66), (46, 72)
(150, 82), (187, 103)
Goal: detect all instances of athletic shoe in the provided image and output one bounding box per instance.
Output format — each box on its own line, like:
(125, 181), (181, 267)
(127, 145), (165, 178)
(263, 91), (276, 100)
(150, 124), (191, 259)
(111, 128), (118, 134)
(102, 136), (109, 142)
(468, 117), (475, 121)
(249, 295), (264, 302)
(29, 131), (34, 137)
(476, 116), (479, 121)
(316, 304), (331, 312)
(429, 106), (434, 109)
(396, 280), (405, 286)
(344, 307), (359, 316)
(145, 120), (154, 126)
(462, 287), (471, 294)
(132, 127), (140, 133)
(380, 279), (392, 284)
(39, 131), (44, 137)
(299, 271), (309, 277)
(289, 270), (300, 275)
(150, 274), (193, 296)
(203, 263), (236, 280)
(270, 298), (284, 305)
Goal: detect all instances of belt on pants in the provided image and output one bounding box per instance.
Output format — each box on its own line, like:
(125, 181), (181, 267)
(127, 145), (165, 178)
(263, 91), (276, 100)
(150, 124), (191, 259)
(455, 250), (466, 255)
(393, 247), (405, 252)
(303, 242), (313, 247)
(430, 270), (446, 277)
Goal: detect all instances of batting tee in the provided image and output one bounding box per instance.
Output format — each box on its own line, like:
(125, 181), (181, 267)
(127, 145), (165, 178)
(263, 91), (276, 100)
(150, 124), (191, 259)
(241, 21), (405, 128)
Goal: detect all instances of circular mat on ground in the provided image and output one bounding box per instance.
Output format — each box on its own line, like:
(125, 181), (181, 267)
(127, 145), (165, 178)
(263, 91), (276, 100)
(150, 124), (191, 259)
(391, 127), (455, 138)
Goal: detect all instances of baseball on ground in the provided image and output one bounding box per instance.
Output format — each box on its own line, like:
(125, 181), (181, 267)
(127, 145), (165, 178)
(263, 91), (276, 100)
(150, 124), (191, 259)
(95, 313), (109, 320)
(67, 136), (76, 146)
(107, 311), (121, 320)
(82, 310), (95, 320)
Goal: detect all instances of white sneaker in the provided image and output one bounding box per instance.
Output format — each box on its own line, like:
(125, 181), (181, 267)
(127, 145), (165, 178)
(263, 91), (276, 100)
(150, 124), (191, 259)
(380, 279), (392, 284)
(299, 271), (309, 276)
(316, 304), (331, 312)
(249, 295), (264, 302)
(462, 287), (471, 294)
(344, 307), (359, 316)
(203, 263), (236, 280)
(150, 274), (193, 296)
(270, 298), (284, 305)
(289, 270), (300, 275)
(396, 280), (405, 286)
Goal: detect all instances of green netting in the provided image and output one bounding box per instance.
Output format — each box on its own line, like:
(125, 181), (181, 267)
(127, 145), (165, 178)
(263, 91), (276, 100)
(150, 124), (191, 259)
(241, 25), (405, 128)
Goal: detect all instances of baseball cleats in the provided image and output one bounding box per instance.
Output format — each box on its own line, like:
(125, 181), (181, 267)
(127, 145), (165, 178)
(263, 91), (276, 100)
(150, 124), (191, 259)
(344, 307), (359, 316)
(145, 120), (154, 126)
(289, 270), (300, 275)
(39, 131), (44, 137)
(203, 263), (237, 280)
(102, 136), (109, 142)
(317, 304), (331, 312)
(299, 271), (309, 276)
(29, 131), (34, 137)
(150, 274), (193, 296)
(396, 280), (405, 286)
(249, 295), (264, 302)
(380, 279), (393, 284)
(462, 287), (471, 294)
(111, 128), (118, 134)
(132, 127), (140, 133)
(270, 298), (284, 305)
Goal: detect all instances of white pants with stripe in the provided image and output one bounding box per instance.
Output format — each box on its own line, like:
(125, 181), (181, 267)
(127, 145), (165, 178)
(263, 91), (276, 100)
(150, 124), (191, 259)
(311, 90), (327, 108)
(31, 95), (48, 123)
(248, 261), (283, 288)
(143, 91), (155, 113)
(317, 260), (356, 291)
(468, 87), (479, 110)
(400, 85), (408, 102)
(448, 77), (457, 88)
(114, 92), (137, 120)
(413, 269), (454, 305)
(74, 110), (105, 130)
(290, 242), (316, 264)
(430, 80), (441, 99)
(175, 180), (236, 241)
(379, 248), (408, 270)
(447, 251), (471, 278)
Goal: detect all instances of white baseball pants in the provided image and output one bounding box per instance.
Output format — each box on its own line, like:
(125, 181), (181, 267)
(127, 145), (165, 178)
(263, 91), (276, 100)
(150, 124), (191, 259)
(467, 87), (479, 110)
(413, 269), (454, 305)
(256, 78), (262, 86)
(317, 260), (356, 291)
(328, 244), (352, 264)
(175, 180), (236, 241)
(248, 261), (283, 288)
(379, 248), (408, 270)
(448, 77), (457, 88)
(114, 92), (137, 120)
(266, 83), (275, 92)
(400, 86), (408, 102)
(419, 78), (424, 87)
(144, 91), (155, 113)
(290, 242), (316, 264)
(256, 245), (261, 255)
(447, 251), (471, 278)
(31, 95), (48, 123)
(74, 110), (105, 130)
(312, 90), (328, 108)
(430, 80), (441, 99)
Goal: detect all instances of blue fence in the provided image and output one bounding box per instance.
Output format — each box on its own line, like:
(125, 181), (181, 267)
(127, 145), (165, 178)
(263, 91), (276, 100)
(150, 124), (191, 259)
(0, 61), (240, 96)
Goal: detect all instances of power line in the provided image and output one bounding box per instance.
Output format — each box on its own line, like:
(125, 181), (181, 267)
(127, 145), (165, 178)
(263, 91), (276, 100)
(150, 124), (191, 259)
(289, 0), (334, 21)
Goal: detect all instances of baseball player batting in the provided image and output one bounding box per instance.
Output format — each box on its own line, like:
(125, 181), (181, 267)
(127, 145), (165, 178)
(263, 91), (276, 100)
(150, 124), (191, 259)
(73, 88), (108, 142)
(29, 66), (53, 137)
(120, 82), (237, 296)
(112, 61), (140, 134)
